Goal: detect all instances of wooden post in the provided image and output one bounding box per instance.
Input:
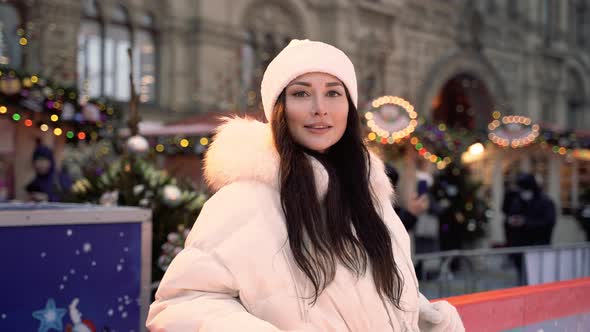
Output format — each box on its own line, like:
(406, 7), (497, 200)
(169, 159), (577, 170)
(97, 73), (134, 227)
(127, 48), (140, 136)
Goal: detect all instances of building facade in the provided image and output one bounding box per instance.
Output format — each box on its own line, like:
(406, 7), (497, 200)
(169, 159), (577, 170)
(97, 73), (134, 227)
(2, 0), (589, 243)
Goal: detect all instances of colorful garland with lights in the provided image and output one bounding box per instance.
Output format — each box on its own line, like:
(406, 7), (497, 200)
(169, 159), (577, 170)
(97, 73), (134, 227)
(487, 114), (539, 148)
(364, 96), (418, 144)
(150, 135), (211, 155)
(0, 66), (122, 142)
(364, 96), (590, 165)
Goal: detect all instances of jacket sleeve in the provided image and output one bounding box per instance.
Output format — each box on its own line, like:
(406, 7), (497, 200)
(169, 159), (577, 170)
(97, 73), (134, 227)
(146, 188), (284, 332)
(418, 292), (465, 332)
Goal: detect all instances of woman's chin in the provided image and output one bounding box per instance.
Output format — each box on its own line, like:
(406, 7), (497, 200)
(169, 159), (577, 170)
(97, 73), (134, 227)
(302, 143), (332, 154)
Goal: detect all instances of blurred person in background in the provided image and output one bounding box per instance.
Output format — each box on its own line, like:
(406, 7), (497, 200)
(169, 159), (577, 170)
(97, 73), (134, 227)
(576, 188), (590, 241)
(503, 172), (556, 284)
(25, 139), (72, 202)
(503, 173), (556, 247)
(385, 164), (429, 232)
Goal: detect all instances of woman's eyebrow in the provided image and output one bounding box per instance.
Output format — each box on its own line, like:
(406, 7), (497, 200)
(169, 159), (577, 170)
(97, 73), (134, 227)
(288, 81), (311, 87)
(287, 81), (343, 87)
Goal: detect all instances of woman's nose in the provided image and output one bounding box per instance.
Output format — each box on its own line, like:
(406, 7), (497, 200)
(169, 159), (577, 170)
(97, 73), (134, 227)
(312, 95), (328, 116)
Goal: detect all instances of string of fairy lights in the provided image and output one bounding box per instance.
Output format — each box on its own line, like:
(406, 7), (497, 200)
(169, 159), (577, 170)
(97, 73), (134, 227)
(0, 102), (114, 142)
(0, 67), (584, 161)
(0, 66), (121, 143)
(364, 96), (590, 168)
(152, 136), (211, 155)
(0, 20), (126, 146)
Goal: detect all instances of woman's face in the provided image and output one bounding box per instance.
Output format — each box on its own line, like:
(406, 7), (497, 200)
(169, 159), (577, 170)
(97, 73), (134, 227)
(284, 72), (349, 153)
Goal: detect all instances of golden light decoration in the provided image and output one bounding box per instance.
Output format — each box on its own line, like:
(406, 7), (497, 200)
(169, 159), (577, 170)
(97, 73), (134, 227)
(0, 106), (6, 114)
(179, 139), (190, 148)
(488, 114), (539, 148)
(468, 142), (485, 156)
(155, 144), (165, 152)
(365, 96), (418, 144)
(53, 128), (62, 136)
(199, 137), (209, 146)
(50, 114), (59, 122)
(19, 38), (27, 46)
(462, 142), (486, 163)
(40, 124), (49, 132)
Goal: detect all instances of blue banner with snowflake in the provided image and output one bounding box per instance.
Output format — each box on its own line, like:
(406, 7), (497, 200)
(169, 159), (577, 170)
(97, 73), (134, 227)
(0, 222), (142, 332)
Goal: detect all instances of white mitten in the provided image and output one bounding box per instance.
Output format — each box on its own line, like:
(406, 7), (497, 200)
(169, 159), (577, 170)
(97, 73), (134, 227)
(418, 293), (465, 332)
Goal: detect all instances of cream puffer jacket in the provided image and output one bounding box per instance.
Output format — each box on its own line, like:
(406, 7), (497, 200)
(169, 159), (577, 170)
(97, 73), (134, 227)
(147, 118), (422, 331)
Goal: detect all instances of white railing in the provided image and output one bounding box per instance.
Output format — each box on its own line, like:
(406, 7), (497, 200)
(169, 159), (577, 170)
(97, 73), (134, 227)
(414, 242), (590, 298)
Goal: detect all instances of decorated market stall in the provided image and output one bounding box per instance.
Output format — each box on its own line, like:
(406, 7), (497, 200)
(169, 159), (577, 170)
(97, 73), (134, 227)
(0, 203), (151, 332)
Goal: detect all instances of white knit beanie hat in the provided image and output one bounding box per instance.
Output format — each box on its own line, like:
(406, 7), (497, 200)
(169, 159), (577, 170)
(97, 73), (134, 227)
(261, 39), (358, 122)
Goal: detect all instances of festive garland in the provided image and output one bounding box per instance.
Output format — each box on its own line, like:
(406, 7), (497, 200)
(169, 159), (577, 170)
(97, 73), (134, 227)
(150, 135), (211, 155)
(487, 114), (539, 148)
(364, 96), (418, 144)
(363, 96), (590, 165)
(0, 66), (122, 142)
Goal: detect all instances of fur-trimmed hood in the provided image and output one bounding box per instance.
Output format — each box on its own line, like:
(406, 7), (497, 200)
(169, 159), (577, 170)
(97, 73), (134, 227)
(203, 117), (393, 201)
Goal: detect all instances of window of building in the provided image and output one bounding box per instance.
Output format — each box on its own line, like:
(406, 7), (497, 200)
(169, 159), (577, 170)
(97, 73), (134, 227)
(570, 0), (588, 47)
(566, 69), (586, 131)
(0, 2), (23, 68)
(104, 4), (131, 101)
(507, 1), (519, 18)
(78, 1), (158, 103)
(541, 0), (554, 44)
(78, 0), (102, 100)
(541, 98), (554, 123)
(487, 0), (497, 14)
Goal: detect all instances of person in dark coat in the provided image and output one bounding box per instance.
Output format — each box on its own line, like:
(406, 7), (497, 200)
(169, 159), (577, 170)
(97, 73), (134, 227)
(503, 173), (556, 247)
(503, 172), (556, 285)
(576, 189), (590, 241)
(25, 140), (71, 202)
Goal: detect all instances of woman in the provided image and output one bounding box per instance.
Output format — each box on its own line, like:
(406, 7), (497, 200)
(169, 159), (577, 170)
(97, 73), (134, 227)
(147, 39), (463, 331)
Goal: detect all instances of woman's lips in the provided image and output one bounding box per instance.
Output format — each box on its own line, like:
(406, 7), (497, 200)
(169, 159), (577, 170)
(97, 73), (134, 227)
(304, 125), (332, 134)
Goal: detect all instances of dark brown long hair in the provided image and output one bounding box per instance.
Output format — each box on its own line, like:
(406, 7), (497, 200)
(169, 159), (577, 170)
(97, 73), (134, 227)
(271, 89), (404, 308)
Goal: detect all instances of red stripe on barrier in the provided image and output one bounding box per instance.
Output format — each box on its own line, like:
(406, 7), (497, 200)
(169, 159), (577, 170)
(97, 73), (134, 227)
(439, 277), (590, 332)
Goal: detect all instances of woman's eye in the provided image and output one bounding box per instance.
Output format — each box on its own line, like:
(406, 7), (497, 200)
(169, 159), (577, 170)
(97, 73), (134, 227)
(327, 90), (342, 97)
(292, 91), (309, 97)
